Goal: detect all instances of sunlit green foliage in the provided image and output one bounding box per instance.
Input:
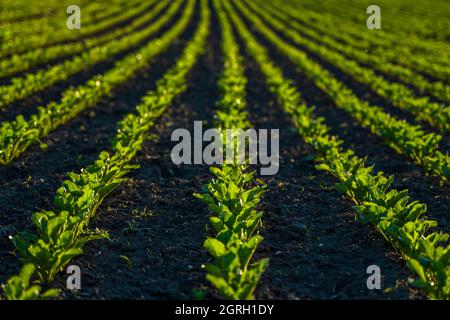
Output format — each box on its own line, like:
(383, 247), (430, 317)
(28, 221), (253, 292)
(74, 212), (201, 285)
(0, 0), (194, 165)
(231, 0), (450, 183)
(224, 0), (450, 299)
(194, 0), (268, 300)
(1, 0), (209, 299)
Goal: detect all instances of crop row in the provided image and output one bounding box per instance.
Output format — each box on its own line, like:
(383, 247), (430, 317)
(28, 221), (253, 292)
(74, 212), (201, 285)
(0, 0), (180, 110)
(0, 0), (132, 40)
(0, 0), (146, 59)
(0, 0), (195, 165)
(244, 0), (450, 133)
(224, 0), (450, 300)
(319, 0), (450, 41)
(231, 0), (450, 183)
(0, 0), (210, 299)
(0, 0), (165, 79)
(283, 0), (450, 65)
(194, 0), (267, 300)
(326, 0), (450, 42)
(267, 0), (450, 83)
(0, 0), (90, 25)
(259, 0), (450, 105)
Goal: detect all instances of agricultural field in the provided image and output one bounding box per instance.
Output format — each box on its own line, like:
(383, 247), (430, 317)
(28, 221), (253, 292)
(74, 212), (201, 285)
(0, 0), (449, 304)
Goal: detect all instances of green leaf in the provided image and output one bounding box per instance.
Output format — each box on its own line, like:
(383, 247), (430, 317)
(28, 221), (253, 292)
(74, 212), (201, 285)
(204, 238), (226, 258)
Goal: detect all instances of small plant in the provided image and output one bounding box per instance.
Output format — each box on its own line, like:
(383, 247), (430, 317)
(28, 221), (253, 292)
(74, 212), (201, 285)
(1, 0), (209, 299)
(1, 264), (59, 300)
(195, 0), (268, 299)
(131, 207), (154, 219)
(226, 0), (450, 299)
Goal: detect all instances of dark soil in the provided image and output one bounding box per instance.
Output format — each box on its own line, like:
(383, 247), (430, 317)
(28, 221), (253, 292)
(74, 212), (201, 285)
(0, 0), (150, 61)
(0, 0), (184, 121)
(234, 22), (420, 300)
(280, 13), (447, 100)
(271, 3), (443, 84)
(53, 8), (223, 299)
(0, 1), (171, 83)
(230, 1), (450, 235)
(236, 1), (450, 153)
(0, 0), (447, 301)
(0, 2), (201, 283)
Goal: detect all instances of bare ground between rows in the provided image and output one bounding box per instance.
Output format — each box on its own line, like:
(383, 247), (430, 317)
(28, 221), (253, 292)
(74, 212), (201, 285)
(231, 5), (450, 235)
(233, 26), (422, 299)
(0, 0), (152, 62)
(0, 3), (444, 300)
(238, 1), (450, 153)
(52, 23), (223, 299)
(264, 5), (442, 84)
(0, 6), (200, 284)
(0, 1), (172, 83)
(0, 0), (126, 25)
(0, 0), (187, 121)
(276, 13), (449, 101)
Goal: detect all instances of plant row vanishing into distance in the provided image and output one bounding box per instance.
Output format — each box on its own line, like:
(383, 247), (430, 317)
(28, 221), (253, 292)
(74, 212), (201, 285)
(0, 0), (448, 300)
(0, 0), (191, 165)
(0, 0), (144, 58)
(284, 0), (450, 63)
(253, 0), (450, 120)
(1, 0), (209, 300)
(222, 0), (450, 300)
(231, 0), (450, 184)
(0, 0), (161, 78)
(194, 0), (268, 299)
(264, 0), (450, 95)
(0, 0), (179, 109)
